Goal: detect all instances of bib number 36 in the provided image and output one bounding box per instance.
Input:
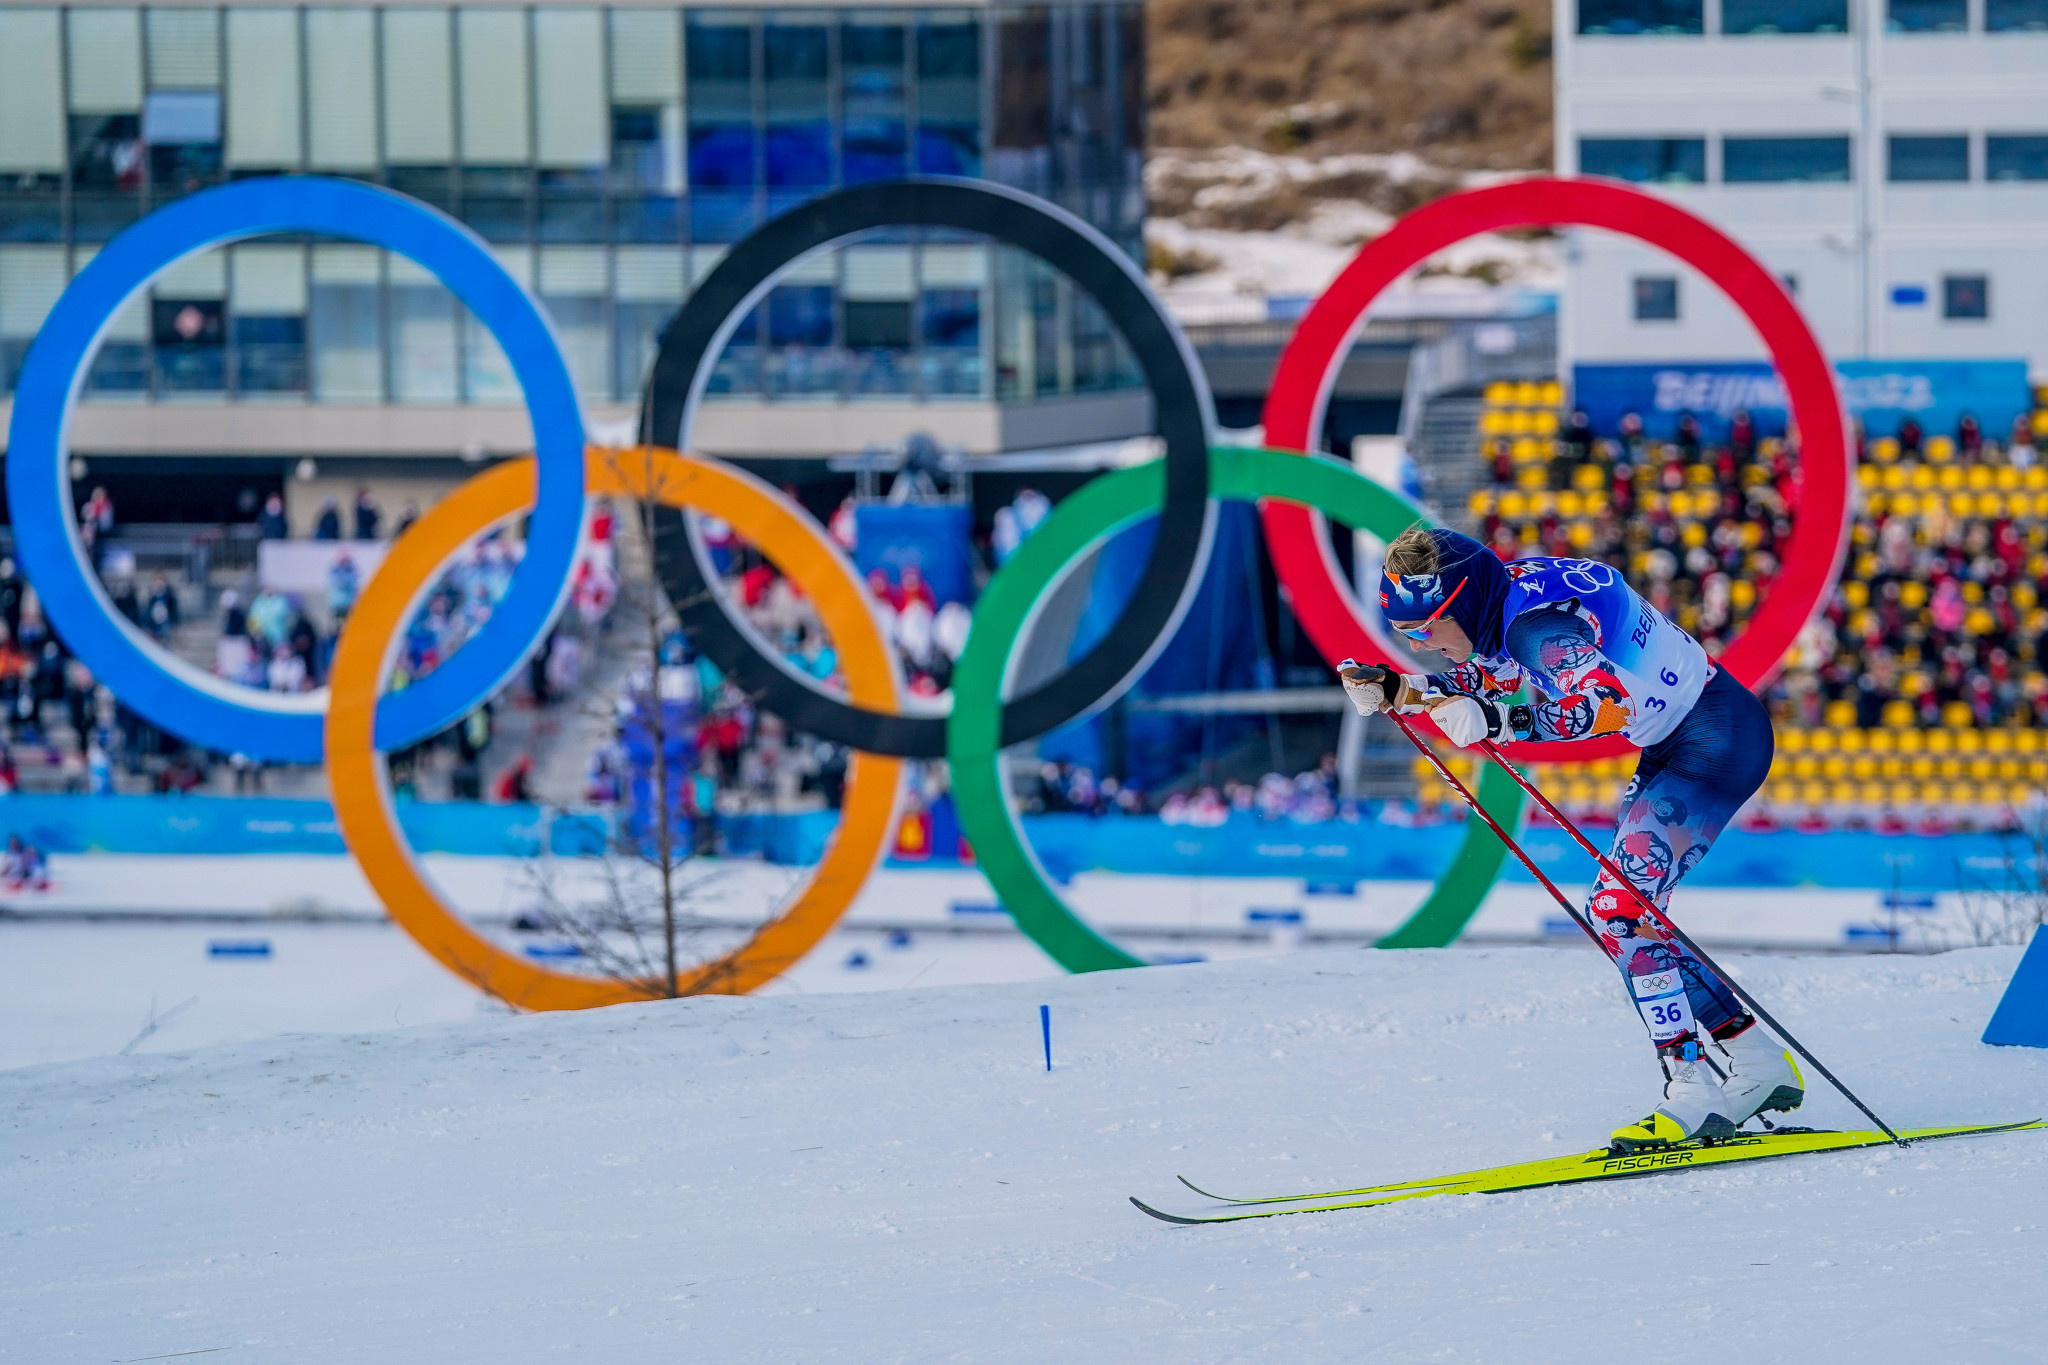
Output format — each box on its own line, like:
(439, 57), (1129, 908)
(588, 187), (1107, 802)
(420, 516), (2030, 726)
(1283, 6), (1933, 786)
(1630, 966), (1696, 1045)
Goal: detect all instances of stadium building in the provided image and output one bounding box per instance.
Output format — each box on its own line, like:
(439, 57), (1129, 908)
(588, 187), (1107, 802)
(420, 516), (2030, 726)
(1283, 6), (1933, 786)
(0, 0), (1146, 526)
(1556, 0), (2048, 377)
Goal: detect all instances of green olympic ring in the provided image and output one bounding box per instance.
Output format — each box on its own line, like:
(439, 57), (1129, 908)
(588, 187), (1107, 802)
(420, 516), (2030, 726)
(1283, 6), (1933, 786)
(947, 446), (1528, 972)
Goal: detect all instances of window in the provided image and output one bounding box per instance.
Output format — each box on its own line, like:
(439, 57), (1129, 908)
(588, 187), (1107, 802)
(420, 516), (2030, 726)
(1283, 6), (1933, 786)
(0, 9), (66, 243)
(991, 8), (1050, 194)
(1888, 0), (1966, 30)
(1987, 0), (2048, 30)
(1724, 0), (1848, 31)
(1988, 135), (2048, 180)
(230, 244), (307, 395)
(306, 9), (377, 173)
(765, 17), (832, 191)
(917, 13), (982, 176)
(1634, 276), (1679, 321)
(842, 16), (908, 184)
(687, 12), (756, 240)
(225, 10), (301, 173)
(1576, 0), (1703, 33)
(1889, 134), (1969, 182)
(1943, 275), (1988, 320)
(1578, 137), (1706, 184)
(1724, 136), (1852, 183)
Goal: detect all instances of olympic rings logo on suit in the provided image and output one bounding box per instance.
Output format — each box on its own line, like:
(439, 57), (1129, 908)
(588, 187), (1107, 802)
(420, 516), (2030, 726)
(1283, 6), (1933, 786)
(6, 175), (1851, 1008)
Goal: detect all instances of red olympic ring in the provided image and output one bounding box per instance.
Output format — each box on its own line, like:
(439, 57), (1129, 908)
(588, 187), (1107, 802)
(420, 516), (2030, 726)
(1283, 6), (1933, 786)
(1259, 176), (1851, 761)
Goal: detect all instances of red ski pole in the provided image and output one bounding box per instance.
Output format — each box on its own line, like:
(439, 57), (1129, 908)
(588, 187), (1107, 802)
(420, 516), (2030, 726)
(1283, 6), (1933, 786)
(1450, 731), (1904, 1147)
(1385, 711), (1606, 953)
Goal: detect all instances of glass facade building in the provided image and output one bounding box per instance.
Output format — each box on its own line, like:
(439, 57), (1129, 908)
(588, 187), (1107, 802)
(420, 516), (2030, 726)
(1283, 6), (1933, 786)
(0, 3), (1145, 419)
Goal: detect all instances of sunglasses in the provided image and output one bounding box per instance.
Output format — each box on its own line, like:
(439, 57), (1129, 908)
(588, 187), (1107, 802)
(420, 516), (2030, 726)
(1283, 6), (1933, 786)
(1394, 578), (1464, 641)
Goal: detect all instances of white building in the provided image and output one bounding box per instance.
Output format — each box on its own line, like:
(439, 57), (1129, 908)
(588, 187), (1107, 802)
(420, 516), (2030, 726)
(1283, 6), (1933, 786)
(1555, 0), (2048, 376)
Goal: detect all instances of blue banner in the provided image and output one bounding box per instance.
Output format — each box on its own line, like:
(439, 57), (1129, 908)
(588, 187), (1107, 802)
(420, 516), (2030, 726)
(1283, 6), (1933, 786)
(854, 503), (974, 607)
(1572, 358), (2031, 444)
(0, 796), (2022, 895)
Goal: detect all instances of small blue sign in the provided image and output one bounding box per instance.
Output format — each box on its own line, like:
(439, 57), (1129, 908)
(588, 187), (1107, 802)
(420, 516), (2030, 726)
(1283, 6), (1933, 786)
(1890, 285), (1928, 307)
(207, 939), (272, 958)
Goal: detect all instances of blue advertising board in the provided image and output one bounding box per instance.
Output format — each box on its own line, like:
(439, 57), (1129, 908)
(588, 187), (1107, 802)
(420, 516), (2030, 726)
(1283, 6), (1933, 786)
(853, 503), (975, 606)
(1572, 358), (2031, 444)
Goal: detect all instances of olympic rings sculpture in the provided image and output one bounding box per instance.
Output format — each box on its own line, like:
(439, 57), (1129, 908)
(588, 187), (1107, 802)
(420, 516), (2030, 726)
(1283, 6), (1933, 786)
(7, 174), (1849, 1007)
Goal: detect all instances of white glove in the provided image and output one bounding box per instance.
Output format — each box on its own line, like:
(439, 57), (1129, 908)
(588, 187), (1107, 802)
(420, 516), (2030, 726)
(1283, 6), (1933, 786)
(1430, 694), (1499, 748)
(1338, 661), (1422, 717)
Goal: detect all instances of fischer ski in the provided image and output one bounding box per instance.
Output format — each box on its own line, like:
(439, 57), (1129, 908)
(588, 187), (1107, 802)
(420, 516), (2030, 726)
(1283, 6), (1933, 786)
(1132, 1119), (2043, 1226)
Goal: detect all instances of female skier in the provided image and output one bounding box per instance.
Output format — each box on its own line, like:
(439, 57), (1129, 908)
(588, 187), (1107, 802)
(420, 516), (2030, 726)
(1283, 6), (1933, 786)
(1341, 526), (1804, 1151)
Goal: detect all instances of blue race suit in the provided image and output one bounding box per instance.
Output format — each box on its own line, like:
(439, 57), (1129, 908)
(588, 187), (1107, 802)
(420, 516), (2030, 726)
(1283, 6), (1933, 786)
(1414, 556), (1774, 1041)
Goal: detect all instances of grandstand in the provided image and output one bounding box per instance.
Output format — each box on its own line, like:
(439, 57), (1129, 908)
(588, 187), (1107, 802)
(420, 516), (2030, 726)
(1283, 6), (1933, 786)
(1409, 376), (2048, 829)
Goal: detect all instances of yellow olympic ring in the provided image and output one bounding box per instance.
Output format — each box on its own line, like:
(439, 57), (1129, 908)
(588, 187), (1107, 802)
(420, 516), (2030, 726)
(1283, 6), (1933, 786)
(326, 447), (904, 1009)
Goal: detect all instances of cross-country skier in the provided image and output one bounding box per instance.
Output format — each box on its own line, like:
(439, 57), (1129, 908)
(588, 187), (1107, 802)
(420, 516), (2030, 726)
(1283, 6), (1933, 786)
(1340, 526), (1805, 1151)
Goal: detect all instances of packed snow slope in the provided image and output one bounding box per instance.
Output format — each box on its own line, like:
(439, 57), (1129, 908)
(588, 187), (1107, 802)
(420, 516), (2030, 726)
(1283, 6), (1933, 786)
(5, 944), (2045, 1362)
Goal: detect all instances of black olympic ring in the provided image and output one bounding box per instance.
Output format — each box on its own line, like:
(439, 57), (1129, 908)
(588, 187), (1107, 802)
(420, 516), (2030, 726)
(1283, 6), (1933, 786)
(639, 177), (1216, 758)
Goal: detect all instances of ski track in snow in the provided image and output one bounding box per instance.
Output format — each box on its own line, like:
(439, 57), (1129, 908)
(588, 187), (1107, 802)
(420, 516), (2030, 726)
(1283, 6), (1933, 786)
(3, 945), (2044, 1361)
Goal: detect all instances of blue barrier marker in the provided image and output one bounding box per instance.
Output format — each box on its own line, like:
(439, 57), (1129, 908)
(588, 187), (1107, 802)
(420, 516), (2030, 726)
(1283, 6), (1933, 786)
(1983, 925), (2048, 1048)
(1040, 1004), (1052, 1072)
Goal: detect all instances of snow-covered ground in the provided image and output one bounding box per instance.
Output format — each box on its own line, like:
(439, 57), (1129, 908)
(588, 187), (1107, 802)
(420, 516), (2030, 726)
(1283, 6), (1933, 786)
(4, 943), (2042, 1361)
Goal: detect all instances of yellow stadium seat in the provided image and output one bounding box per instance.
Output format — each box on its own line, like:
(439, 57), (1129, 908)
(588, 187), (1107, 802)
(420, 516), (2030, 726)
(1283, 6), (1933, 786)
(1534, 410), (1559, 435)
(1985, 729), (2013, 755)
(2027, 466), (2048, 490)
(1800, 780), (1827, 805)
(2017, 729), (2042, 754)
(1779, 729), (1809, 753)
(1970, 756), (1996, 781)
(1966, 464), (1993, 490)
(1823, 700), (1857, 728)
(1859, 779), (1886, 806)
(1997, 465), (2021, 491)
(1926, 729), (1955, 755)
(1998, 757), (2022, 781)
(1955, 727), (1984, 754)
(1479, 411), (1507, 436)
(1822, 756), (1849, 781)
(1792, 756), (1819, 780)
(1937, 464), (1965, 489)
(1484, 382), (1515, 407)
(1872, 437), (1900, 462)
(1909, 464), (1936, 490)
(1514, 380), (1541, 406)
(1539, 381), (1564, 407)
(1928, 435), (1956, 463)
(1808, 730), (1839, 754)
(1468, 490), (1495, 516)
(1850, 755), (1876, 781)
(1938, 756), (1963, 780)
(1888, 779), (1919, 806)
(1838, 727), (1867, 754)
(1856, 464), (1881, 488)
(1942, 702), (1974, 729)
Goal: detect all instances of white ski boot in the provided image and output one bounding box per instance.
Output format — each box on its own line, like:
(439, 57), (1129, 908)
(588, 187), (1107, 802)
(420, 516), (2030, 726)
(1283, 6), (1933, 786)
(1611, 1044), (1739, 1152)
(1717, 1022), (1804, 1127)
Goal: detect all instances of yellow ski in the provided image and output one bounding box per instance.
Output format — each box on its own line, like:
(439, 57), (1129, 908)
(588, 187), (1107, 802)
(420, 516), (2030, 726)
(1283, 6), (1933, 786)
(1132, 1120), (2043, 1226)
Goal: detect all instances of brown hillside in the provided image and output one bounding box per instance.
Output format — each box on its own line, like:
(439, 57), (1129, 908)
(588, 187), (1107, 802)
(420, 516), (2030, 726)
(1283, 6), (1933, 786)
(1146, 0), (1554, 171)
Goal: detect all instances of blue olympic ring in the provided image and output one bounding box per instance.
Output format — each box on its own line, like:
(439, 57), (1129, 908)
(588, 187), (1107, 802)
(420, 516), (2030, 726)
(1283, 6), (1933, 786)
(7, 176), (586, 763)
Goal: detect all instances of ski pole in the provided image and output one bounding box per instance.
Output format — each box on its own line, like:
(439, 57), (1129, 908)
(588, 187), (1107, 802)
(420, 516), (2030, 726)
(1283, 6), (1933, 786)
(1467, 734), (1907, 1149)
(1384, 711), (1607, 954)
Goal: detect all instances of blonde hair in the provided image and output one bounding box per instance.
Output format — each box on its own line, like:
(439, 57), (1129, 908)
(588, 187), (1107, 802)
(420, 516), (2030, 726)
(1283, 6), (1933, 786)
(1384, 525), (1439, 578)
